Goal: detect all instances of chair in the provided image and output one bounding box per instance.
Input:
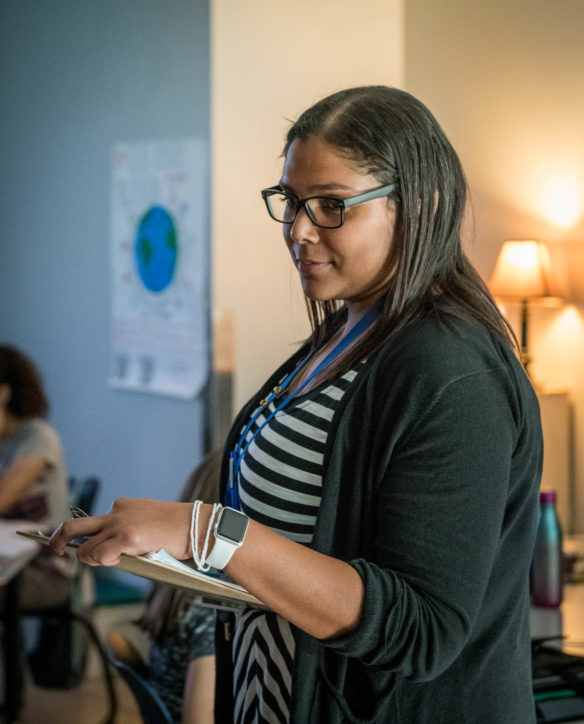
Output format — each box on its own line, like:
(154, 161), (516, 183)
(108, 630), (149, 678)
(108, 631), (173, 724)
(22, 475), (118, 723)
(69, 474), (100, 516)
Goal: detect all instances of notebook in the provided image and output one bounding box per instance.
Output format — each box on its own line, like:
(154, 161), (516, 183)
(16, 530), (265, 610)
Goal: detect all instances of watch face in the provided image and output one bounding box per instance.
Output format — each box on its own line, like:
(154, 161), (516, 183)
(219, 508), (249, 543)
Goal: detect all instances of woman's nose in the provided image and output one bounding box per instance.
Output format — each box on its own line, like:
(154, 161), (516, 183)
(289, 205), (319, 244)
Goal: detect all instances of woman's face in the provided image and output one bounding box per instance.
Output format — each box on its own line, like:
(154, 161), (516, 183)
(280, 137), (397, 317)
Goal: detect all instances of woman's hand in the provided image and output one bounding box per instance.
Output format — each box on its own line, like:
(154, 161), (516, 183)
(51, 497), (365, 639)
(49, 497), (195, 566)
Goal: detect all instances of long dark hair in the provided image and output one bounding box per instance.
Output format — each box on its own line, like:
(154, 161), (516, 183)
(0, 344), (49, 418)
(284, 86), (516, 369)
(136, 449), (221, 643)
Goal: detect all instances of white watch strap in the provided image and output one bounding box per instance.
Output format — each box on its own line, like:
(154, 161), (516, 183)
(205, 535), (238, 570)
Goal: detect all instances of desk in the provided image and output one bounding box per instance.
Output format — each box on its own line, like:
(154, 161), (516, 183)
(531, 584), (584, 723)
(0, 521), (40, 723)
(531, 583), (584, 646)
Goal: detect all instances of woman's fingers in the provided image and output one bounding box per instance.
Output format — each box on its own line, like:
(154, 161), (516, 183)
(49, 498), (195, 563)
(50, 509), (143, 564)
(75, 531), (124, 566)
(49, 515), (108, 555)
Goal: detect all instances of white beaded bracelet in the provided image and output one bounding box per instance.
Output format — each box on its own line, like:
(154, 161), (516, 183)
(190, 500), (222, 571)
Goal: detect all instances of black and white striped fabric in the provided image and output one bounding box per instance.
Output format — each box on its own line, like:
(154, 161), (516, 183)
(232, 367), (359, 724)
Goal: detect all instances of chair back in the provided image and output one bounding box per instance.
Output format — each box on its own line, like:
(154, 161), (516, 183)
(24, 473), (117, 719)
(69, 475), (100, 515)
(109, 657), (173, 724)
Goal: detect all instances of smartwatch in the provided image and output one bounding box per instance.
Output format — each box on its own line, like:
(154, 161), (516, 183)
(205, 506), (250, 570)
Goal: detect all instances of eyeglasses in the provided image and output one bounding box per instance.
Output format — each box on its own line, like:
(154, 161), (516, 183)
(261, 183), (397, 229)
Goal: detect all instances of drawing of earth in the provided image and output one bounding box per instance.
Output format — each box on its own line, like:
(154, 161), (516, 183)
(134, 205), (178, 293)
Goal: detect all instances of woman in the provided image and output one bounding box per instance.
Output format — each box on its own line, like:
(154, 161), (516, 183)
(1, 344), (71, 606)
(0, 344), (69, 526)
(136, 450), (221, 724)
(51, 86), (542, 723)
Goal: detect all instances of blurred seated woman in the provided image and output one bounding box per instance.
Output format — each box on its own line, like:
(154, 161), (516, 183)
(135, 449), (221, 724)
(0, 344), (71, 606)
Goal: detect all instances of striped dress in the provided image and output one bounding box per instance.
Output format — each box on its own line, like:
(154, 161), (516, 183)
(232, 366), (360, 724)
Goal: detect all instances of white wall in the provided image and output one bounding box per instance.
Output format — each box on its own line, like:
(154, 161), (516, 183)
(211, 0), (404, 412)
(405, 0), (584, 530)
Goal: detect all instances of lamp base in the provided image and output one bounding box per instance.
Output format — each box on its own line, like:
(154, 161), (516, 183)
(520, 348), (531, 375)
(521, 350), (543, 392)
(520, 299), (541, 390)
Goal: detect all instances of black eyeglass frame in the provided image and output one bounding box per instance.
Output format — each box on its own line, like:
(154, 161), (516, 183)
(260, 183), (398, 229)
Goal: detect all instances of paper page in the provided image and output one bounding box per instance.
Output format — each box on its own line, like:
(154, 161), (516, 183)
(15, 530), (265, 609)
(0, 521), (41, 558)
(144, 548), (248, 592)
(109, 136), (209, 399)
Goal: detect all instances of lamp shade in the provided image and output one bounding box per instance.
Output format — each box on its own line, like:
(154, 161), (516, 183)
(489, 240), (558, 300)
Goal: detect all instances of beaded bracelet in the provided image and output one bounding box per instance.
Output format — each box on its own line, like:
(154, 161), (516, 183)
(190, 500), (222, 571)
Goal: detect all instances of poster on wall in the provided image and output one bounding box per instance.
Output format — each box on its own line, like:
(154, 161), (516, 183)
(109, 136), (209, 399)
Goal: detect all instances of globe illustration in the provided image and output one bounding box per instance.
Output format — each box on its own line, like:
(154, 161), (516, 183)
(134, 206), (178, 293)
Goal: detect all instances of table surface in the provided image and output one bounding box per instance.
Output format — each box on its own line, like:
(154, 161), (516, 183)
(531, 584), (584, 723)
(0, 520), (40, 585)
(531, 583), (584, 654)
(0, 519), (42, 723)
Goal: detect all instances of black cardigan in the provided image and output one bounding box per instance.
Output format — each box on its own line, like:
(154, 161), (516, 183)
(215, 310), (542, 723)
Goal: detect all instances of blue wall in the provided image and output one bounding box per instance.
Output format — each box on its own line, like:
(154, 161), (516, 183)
(0, 1), (210, 514)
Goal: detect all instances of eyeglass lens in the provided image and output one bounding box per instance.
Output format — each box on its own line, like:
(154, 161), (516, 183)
(267, 193), (342, 229)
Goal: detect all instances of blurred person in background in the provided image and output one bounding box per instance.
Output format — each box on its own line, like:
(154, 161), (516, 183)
(0, 343), (71, 606)
(135, 449), (221, 723)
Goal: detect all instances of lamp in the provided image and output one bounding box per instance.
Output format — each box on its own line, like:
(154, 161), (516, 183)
(489, 240), (561, 380)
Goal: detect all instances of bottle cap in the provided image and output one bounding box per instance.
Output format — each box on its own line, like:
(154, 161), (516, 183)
(540, 489), (557, 504)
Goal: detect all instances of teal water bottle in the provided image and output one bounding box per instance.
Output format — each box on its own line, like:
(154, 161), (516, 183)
(531, 489), (563, 608)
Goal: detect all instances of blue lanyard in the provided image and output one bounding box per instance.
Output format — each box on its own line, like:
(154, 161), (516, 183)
(225, 301), (381, 511)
